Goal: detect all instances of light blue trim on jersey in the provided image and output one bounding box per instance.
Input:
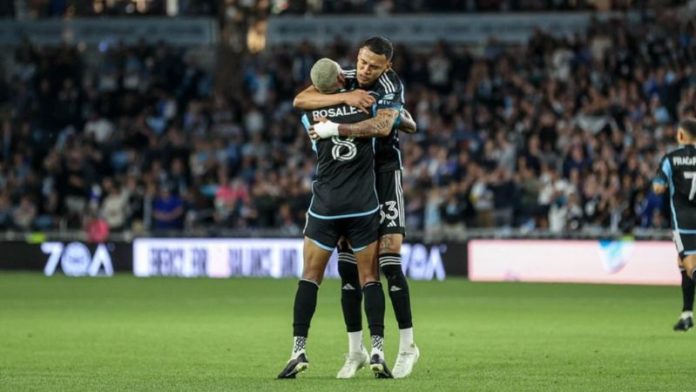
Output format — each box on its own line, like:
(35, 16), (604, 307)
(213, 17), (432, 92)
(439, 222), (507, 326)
(352, 245), (368, 252)
(308, 204), (380, 220)
(302, 113), (319, 215)
(310, 239), (335, 252)
(677, 229), (696, 234)
(664, 158), (680, 230)
(301, 114), (310, 129)
(393, 113), (402, 129)
(307, 180), (317, 215)
(662, 157), (672, 178)
(377, 103), (404, 111)
(684, 250), (696, 255)
(301, 114), (317, 153)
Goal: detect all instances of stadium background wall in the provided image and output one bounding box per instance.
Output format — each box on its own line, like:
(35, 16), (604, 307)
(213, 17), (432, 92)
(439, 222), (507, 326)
(0, 238), (682, 285)
(0, 239), (464, 279)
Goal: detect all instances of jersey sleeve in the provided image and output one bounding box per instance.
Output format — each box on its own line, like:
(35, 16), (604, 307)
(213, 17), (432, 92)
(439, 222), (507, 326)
(653, 155), (670, 187)
(373, 71), (404, 112)
(300, 113), (312, 130)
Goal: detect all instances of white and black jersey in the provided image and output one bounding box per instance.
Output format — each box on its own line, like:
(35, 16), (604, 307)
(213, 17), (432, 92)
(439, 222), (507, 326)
(301, 104), (379, 219)
(343, 68), (405, 172)
(654, 145), (696, 257)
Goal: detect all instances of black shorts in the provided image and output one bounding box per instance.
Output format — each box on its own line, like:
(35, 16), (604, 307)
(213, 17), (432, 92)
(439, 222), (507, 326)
(674, 230), (696, 259)
(304, 212), (379, 251)
(377, 170), (406, 237)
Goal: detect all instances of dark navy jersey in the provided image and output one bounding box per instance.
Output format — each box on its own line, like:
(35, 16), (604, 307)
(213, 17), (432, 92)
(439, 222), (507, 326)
(343, 68), (405, 172)
(654, 145), (696, 231)
(301, 103), (379, 219)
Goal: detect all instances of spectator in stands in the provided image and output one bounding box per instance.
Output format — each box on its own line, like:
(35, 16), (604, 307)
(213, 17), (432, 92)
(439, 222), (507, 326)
(151, 183), (185, 231)
(12, 195), (36, 230)
(0, 192), (13, 229)
(100, 178), (129, 232)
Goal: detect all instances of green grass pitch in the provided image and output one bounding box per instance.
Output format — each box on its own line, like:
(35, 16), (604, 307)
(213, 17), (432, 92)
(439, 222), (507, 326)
(0, 272), (691, 391)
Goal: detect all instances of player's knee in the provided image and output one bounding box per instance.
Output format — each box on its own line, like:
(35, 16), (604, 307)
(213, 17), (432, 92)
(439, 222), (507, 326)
(684, 256), (696, 279)
(360, 278), (380, 288)
(358, 270), (379, 287)
(301, 269), (324, 285)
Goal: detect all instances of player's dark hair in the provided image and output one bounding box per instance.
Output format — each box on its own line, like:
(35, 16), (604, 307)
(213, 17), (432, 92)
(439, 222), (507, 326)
(361, 36), (393, 61)
(680, 118), (696, 138)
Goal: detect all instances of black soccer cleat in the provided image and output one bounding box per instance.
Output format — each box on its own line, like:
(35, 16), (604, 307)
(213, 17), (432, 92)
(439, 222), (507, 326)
(277, 353), (309, 379)
(674, 316), (694, 332)
(369, 354), (393, 379)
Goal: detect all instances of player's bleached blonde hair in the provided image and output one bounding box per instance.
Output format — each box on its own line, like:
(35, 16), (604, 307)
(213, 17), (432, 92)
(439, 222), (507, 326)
(310, 58), (342, 94)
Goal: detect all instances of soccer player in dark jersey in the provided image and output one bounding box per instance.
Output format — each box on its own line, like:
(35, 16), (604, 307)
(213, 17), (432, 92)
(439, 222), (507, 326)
(277, 58), (397, 380)
(653, 118), (696, 331)
(296, 36), (420, 379)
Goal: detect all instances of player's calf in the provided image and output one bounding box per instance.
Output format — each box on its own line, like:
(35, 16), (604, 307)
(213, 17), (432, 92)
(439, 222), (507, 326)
(338, 249), (363, 333)
(380, 260), (413, 330)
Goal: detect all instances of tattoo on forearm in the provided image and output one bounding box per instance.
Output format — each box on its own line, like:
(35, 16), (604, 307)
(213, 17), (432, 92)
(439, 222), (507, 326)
(338, 111), (397, 138)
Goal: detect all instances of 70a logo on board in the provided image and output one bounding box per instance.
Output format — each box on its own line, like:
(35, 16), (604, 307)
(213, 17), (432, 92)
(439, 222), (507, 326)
(42, 242), (114, 277)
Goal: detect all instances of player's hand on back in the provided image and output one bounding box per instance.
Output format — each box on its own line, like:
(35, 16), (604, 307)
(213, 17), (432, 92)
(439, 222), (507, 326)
(396, 108), (417, 134)
(309, 117), (339, 140)
(401, 109), (413, 122)
(342, 90), (375, 114)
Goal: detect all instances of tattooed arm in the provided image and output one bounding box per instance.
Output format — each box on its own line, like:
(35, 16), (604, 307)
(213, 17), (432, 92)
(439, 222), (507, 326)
(293, 85), (345, 109)
(337, 109), (399, 138)
(310, 109), (399, 139)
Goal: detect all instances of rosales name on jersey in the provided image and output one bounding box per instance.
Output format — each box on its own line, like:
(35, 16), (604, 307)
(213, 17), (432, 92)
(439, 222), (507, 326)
(312, 106), (360, 121)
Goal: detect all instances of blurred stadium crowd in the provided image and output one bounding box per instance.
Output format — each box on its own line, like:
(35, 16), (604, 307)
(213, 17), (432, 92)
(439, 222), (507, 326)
(0, 13), (695, 235)
(0, 0), (651, 19)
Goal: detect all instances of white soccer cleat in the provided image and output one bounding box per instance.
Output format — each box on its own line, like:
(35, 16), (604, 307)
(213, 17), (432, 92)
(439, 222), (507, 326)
(336, 346), (369, 379)
(392, 344), (420, 379)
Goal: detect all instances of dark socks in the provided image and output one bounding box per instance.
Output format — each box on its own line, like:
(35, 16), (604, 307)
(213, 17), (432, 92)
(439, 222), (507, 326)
(293, 280), (319, 337)
(363, 281), (385, 337)
(380, 254), (413, 329)
(338, 251), (363, 332)
(682, 270), (695, 312)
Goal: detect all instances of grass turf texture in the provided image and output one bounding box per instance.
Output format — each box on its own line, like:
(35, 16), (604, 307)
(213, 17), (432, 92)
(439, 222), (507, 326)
(0, 273), (690, 391)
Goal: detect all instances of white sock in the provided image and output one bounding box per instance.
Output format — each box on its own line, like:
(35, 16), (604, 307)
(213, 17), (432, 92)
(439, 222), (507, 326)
(348, 331), (363, 353)
(291, 336), (306, 358)
(370, 335), (384, 358)
(682, 311), (693, 319)
(399, 327), (414, 352)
